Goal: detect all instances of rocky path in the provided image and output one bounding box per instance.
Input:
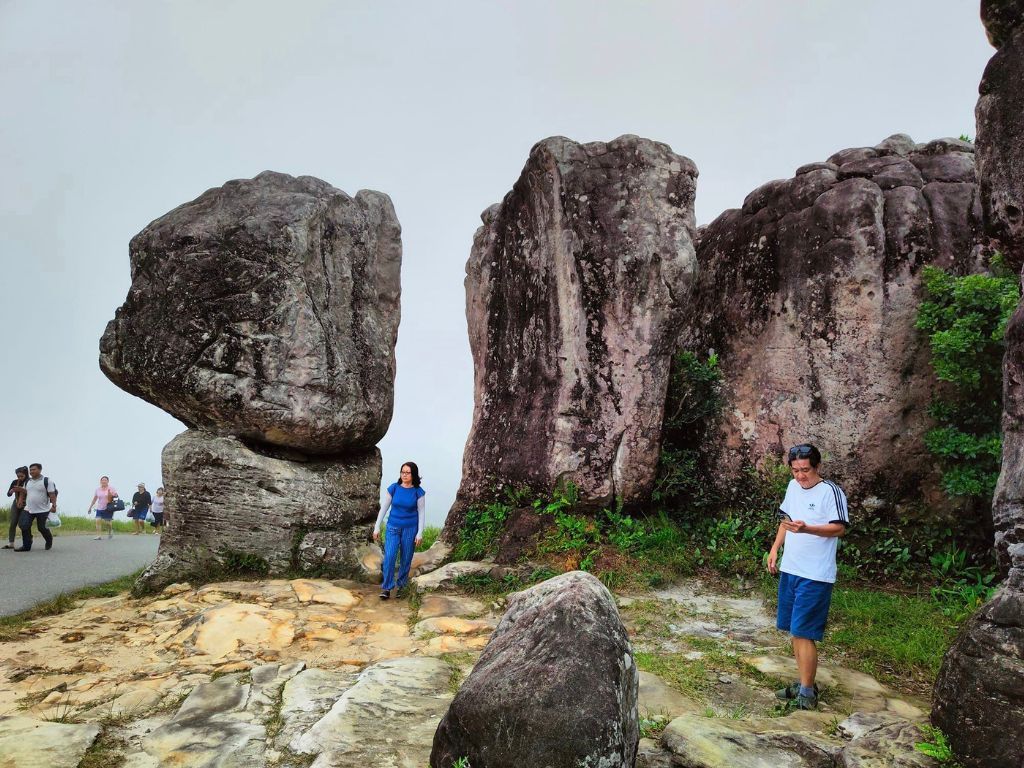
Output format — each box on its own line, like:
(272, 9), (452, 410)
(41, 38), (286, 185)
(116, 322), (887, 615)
(0, 533), (159, 617)
(0, 566), (937, 767)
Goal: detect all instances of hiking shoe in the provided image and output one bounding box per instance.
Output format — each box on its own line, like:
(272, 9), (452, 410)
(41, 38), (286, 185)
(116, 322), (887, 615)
(795, 692), (819, 710)
(379, 590), (391, 601)
(775, 682), (801, 700)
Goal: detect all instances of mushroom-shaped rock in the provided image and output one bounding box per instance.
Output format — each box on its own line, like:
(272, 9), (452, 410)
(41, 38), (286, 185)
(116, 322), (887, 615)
(100, 171), (402, 453)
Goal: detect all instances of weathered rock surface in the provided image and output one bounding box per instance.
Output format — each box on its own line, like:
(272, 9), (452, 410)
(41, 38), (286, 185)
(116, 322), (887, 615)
(413, 560), (493, 591)
(931, 8), (1024, 768)
(679, 134), (983, 507)
(292, 657), (453, 767)
(99, 170), (402, 454)
(977, 2), (1024, 272)
(0, 716), (100, 768)
(136, 429), (379, 592)
(445, 134), (698, 538)
(430, 570), (639, 768)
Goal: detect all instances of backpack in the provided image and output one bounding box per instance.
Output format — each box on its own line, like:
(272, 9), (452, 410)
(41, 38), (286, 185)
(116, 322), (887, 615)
(42, 477), (57, 497)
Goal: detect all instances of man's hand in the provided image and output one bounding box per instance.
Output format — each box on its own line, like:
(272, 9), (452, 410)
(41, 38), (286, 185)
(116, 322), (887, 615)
(782, 519), (807, 533)
(767, 549), (779, 575)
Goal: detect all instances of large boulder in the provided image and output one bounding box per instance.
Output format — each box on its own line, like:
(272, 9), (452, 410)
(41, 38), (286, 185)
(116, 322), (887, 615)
(445, 134), (697, 538)
(429, 570), (639, 768)
(135, 429), (380, 593)
(931, 6), (1024, 767)
(678, 134), (983, 508)
(977, 1), (1024, 271)
(100, 171), (402, 454)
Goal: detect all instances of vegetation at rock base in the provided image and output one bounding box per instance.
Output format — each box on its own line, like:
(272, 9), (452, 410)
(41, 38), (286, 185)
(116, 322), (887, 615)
(915, 257), (1019, 502)
(915, 724), (964, 767)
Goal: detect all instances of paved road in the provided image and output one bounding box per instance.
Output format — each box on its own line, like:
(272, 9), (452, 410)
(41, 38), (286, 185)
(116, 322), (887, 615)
(0, 533), (159, 616)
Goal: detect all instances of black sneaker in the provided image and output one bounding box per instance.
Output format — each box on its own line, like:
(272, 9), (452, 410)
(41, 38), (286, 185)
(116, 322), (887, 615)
(13, 547), (29, 552)
(45, 541), (53, 550)
(379, 590), (391, 600)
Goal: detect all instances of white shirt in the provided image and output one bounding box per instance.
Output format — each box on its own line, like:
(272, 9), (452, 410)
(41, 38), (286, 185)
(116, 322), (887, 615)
(23, 477), (56, 514)
(779, 478), (849, 584)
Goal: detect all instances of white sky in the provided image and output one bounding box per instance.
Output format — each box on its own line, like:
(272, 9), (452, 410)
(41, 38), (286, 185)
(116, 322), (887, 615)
(0, 1), (993, 528)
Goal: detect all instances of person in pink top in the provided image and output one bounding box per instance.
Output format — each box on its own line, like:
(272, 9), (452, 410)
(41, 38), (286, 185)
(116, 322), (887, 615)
(87, 475), (119, 540)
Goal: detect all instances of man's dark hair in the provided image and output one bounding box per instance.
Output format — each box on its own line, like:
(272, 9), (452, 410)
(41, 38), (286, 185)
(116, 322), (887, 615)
(29, 462), (42, 470)
(787, 444), (821, 468)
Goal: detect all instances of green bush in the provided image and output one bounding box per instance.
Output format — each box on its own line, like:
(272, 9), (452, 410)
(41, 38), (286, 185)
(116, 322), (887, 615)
(451, 502), (510, 561)
(915, 260), (1019, 502)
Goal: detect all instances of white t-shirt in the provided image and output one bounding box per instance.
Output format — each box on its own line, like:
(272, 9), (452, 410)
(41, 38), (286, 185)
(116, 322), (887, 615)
(23, 477), (56, 514)
(779, 478), (849, 584)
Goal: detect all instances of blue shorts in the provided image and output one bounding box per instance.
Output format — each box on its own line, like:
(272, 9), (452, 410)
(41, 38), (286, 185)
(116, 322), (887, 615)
(777, 572), (834, 641)
(96, 509), (114, 521)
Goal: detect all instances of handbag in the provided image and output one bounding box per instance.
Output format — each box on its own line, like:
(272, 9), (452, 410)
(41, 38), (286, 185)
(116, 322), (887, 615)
(47, 511), (62, 527)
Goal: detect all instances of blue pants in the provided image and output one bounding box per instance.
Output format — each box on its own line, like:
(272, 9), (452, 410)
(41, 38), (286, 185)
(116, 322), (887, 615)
(381, 523), (417, 591)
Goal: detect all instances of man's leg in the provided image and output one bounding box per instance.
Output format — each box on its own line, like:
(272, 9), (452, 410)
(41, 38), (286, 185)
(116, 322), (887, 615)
(36, 513), (53, 549)
(17, 509), (32, 550)
(792, 637), (818, 688)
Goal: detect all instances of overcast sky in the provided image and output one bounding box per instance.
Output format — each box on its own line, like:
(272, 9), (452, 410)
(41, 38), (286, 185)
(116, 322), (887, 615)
(0, 1), (993, 529)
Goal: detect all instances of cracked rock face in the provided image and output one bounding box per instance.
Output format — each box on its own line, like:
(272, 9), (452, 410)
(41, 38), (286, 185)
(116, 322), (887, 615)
(977, 1), (1024, 272)
(446, 134), (697, 535)
(679, 134), (983, 507)
(931, 8), (1024, 768)
(99, 171), (402, 454)
(430, 570), (639, 768)
(135, 429), (380, 592)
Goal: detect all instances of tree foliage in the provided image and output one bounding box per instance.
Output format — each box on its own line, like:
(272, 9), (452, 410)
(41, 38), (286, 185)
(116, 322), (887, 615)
(915, 259), (1019, 500)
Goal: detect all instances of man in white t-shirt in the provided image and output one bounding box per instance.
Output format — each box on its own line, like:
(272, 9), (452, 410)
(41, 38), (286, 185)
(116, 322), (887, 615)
(766, 444), (849, 711)
(14, 463), (57, 552)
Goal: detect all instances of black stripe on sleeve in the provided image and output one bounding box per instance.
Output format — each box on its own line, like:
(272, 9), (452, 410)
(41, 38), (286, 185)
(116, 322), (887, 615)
(825, 480), (849, 523)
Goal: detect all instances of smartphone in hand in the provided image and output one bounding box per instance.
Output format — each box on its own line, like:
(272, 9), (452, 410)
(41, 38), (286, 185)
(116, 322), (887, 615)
(777, 510), (792, 521)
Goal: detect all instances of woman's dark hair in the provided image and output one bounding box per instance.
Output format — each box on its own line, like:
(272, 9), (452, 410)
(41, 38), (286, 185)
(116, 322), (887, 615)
(787, 443), (822, 468)
(398, 461), (422, 487)
(14, 466), (28, 479)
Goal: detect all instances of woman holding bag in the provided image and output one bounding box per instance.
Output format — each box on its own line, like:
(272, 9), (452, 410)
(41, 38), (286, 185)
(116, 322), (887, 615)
(88, 475), (119, 540)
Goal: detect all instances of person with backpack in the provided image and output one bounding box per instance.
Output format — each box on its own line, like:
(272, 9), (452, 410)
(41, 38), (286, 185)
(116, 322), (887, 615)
(88, 475), (119, 540)
(14, 463), (56, 552)
(130, 483), (152, 535)
(4, 466), (29, 549)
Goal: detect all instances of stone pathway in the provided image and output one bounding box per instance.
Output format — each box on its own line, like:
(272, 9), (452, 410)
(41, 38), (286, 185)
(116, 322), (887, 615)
(0, 570), (937, 767)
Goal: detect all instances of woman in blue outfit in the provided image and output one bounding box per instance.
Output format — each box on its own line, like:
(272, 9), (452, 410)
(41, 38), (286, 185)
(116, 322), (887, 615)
(372, 461), (425, 600)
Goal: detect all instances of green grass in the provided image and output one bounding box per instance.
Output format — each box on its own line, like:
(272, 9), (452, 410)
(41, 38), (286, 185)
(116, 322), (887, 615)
(826, 586), (963, 685)
(0, 570), (141, 642)
(1, 507), (141, 536)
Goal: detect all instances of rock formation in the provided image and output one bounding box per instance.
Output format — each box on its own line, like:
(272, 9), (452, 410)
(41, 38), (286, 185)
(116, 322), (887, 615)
(101, 172), (400, 590)
(430, 571), (639, 768)
(136, 431), (381, 591)
(931, 4), (1024, 766)
(678, 134), (984, 507)
(444, 134), (698, 540)
(100, 170), (402, 454)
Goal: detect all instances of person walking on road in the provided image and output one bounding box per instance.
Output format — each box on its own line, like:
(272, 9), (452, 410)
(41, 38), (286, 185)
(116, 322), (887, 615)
(372, 462), (425, 601)
(14, 463), (56, 552)
(150, 487), (165, 533)
(4, 466), (28, 549)
(767, 443), (849, 712)
(130, 483), (151, 535)
(88, 476), (119, 540)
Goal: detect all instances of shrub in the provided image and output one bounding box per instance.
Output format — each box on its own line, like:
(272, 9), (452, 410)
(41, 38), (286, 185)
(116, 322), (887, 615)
(915, 259), (1019, 502)
(452, 502), (510, 561)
